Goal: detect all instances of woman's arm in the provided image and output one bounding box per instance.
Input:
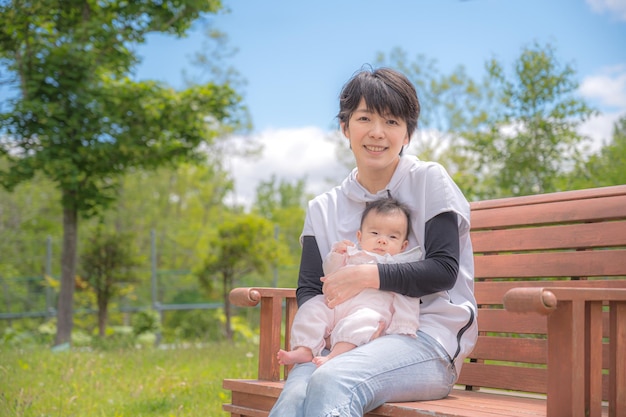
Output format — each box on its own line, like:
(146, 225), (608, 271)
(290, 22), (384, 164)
(296, 235), (325, 306)
(379, 211), (460, 297)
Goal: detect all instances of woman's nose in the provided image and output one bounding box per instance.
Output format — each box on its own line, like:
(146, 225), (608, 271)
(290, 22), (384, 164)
(369, 120), (384, 138)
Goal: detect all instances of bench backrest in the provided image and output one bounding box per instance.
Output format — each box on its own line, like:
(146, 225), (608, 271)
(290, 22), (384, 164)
(462, 184), (626, 399)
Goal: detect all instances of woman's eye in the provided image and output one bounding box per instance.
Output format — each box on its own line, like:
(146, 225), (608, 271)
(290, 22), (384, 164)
(387, 119), (399, 126)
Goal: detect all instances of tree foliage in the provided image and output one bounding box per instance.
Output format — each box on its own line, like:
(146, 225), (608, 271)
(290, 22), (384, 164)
(80, 224), (140, 337)
(464, 42), (596, 197)
(560, 115), (626, 189)
(0, 0), (246, 346)
(198, 214), (282, 340)
(0, 160), (62, 277)
(105, 162), (234, 271)
(254, 175), (308, 259)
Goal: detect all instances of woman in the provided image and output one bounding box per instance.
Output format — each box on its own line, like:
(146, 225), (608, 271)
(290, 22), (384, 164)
(268, 67), (477, 417)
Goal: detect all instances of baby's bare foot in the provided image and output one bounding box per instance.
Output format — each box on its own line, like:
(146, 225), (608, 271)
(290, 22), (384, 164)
(312, 355), (331, 367)
(277, 349), (295, 365)
(277, 348), (313, 365)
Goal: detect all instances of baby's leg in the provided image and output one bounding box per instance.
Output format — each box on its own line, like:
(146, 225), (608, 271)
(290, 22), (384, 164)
(386, 294), (420, 336)
(279, 295), (332, 365)
(332, 306), (391, 349)
(312, 341), (355, 367)
(277, 346), (314, 365)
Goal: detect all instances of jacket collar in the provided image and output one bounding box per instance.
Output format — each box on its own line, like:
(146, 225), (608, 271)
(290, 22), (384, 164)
(341, 155), (416, 203)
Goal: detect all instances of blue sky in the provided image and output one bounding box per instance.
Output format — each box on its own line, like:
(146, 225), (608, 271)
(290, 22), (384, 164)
(133, 0), (626, 205)
(135, 0), (626, 133)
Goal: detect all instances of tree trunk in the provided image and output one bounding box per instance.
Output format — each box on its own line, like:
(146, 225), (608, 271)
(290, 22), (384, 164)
(54, 204), (78, 346)
(224, 273), (233, 341)
(98, 295), (108, 337)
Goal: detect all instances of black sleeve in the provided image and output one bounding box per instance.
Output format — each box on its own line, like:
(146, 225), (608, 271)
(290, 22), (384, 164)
(295, 235), (324, 307)
(378, 211), (460, 298)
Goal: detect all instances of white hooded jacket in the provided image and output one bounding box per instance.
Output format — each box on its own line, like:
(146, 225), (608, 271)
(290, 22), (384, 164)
(301, 155), (478, 375)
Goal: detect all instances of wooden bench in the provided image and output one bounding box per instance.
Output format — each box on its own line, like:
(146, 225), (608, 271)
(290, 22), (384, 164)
(223, 185), (626, 417)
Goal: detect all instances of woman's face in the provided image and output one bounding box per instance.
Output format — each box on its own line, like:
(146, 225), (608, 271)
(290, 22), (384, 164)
(342, 98), (409, 174)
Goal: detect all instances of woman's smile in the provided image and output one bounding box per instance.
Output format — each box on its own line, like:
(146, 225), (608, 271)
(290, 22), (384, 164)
(364, 145), (388, 153)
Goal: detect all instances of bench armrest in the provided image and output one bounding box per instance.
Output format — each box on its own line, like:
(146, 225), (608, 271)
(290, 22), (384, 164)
(230, 287), (297, 381)
(230, 287), (296, 307)
(504, 286), (626, 416)
(503, 287), (557, 315)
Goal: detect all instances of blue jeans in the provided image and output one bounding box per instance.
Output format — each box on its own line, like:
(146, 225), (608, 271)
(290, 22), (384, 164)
(268, 331), (456, 417)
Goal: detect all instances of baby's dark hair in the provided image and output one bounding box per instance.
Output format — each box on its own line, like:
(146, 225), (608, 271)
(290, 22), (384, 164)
(360, 197), (412, 240)
(337, 67), (420, 139)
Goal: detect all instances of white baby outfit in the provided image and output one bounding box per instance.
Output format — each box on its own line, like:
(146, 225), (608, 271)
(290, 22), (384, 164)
(289, 244), (422, 356)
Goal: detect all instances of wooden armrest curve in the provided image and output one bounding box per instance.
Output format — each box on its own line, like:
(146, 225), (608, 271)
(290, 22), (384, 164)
(504, 287), (557, 315)
(229, 287), (297, 307)
(229, 287), (262, 307)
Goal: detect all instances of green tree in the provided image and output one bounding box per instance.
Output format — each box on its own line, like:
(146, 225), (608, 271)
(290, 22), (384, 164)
(254, 175), (308, 259)
(109, 163), (234, 270)
(560, 115), (626, 189)
(197, 214), (282, 340)
(80, 224), (140, 337)
(0, 162), (62, 277)
(464, 42), (596, 197)
(0, 0), (246, 346)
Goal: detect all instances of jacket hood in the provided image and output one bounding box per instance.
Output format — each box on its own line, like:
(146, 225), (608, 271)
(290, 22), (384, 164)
(341, 156), (415, 203)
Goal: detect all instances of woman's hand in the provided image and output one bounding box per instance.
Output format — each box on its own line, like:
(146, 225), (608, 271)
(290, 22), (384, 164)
(321, 263), (379, 309)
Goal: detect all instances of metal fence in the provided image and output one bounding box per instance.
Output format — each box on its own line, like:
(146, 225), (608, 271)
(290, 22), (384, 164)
(0, 230), (297, 325)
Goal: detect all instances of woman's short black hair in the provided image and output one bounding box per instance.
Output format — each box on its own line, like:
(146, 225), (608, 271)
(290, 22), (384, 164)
(338, 67), (420, 140)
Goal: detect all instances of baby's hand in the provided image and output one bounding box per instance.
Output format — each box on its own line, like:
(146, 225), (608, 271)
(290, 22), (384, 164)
(332, 240), (354, 255)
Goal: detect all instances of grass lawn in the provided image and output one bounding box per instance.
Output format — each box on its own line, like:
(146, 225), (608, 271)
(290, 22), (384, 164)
(0, 342), (258, 417)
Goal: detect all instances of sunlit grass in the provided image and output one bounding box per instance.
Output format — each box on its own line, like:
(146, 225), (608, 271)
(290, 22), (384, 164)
(0, 342), (257, 417)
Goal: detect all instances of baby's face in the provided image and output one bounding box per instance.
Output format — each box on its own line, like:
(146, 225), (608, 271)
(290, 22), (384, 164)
(357, 210), (408, 256)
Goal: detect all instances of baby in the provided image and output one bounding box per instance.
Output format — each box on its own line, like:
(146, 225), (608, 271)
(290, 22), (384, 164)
(277, 197), (422, 366)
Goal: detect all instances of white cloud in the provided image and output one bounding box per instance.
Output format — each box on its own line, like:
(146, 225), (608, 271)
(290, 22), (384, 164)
(578, 65), (626, 151)
(579, 111), (623, 151)
(579, 64), (626, 108)
(225, 127), (351, 209)
(586, 0), (626, 20)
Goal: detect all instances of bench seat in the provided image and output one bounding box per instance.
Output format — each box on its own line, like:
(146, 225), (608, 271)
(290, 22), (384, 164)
(224, 379), (559, 417)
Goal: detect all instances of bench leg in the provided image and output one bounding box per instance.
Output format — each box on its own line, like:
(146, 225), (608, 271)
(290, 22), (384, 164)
(586, 301), (603, 417)
(609, 301), (626, 417)
(547, 300), (585, 417)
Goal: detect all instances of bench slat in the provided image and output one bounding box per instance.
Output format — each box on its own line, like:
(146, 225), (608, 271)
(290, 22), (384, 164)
(470, 336), (546, 363)
(472, 220), (626, 253)
(470, 184), (626, 211)
(477, 308), (547, 333)
(458, 362), (546, 393)
(471, 192), (626, 230)
(378, 390), (548, 417)
(477, 308), (615, 339)
(372, 393), (547, 417)
(474, 249), (626, 278)
(470, 335), (612, 369)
